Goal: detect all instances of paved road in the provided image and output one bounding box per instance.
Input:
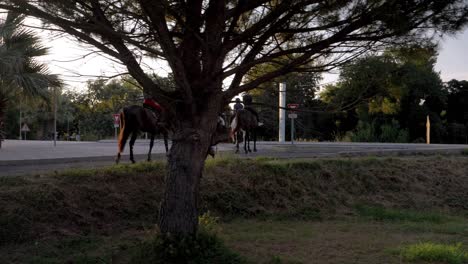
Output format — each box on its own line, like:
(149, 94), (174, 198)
(0, 139), (466, 176)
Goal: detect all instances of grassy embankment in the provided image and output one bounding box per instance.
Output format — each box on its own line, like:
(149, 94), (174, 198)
(1, 155), (467, 263)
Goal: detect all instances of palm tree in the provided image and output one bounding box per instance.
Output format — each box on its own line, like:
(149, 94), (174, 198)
(0, 11), (61, 146)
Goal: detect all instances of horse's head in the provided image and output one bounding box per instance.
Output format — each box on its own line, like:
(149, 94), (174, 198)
(217, 115), (226, 128)
(212, 114), (230, 144)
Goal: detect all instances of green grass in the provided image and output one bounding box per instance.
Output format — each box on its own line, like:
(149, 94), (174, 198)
(220, 218), (468, 263)
(1, 156), (468, 263)
(399, 242), (468, 264)
(355, 205), (446, 223)
(55, 161), (167, 182)
(400, 220), (468, 235)
(2, 217), (468, 263)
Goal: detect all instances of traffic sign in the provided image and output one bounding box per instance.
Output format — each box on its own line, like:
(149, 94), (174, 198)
(288, 113), (297, 119)
(287, 103), (299, 112)
(21, 123), (30, 132)
(113, 114), (120, 128)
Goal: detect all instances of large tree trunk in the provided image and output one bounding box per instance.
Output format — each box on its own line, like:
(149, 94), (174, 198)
(158, 101), (221, 235)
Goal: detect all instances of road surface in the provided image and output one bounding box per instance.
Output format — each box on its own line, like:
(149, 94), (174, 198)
(0, 139), (466, 176)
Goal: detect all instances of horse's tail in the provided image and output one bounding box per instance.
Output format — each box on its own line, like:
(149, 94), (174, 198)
(230, 113), (239, 142)
(117, 110), (127, 154)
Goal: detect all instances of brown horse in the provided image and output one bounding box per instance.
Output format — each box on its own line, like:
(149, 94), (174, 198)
(230, 109), (258, 153)
(116, 105), (169, 164)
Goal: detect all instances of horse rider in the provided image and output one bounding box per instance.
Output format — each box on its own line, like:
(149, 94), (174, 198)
(143, 98), (164, 120)
(233, 97), (244, 112)
(143, 97), (163, 116)
(242, 93), (262, 126)
(231, 97), (244, 124)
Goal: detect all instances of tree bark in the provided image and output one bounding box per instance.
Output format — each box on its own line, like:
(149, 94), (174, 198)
(158, 108), (220, 235)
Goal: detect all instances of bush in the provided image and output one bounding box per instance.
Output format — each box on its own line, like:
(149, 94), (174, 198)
(131, 231), (246, 264)
(199, 211), (222, 234)
(350, 121), (377, 142)
(447, 123), (467, 144)
(380, 120), (409, 143)
(399, 242), (468, 264)
(350, 120), (409, 143)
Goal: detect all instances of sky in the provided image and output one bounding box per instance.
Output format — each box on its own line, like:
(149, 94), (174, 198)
(321, 29), (468, 86)
(29, 21), (468, 92)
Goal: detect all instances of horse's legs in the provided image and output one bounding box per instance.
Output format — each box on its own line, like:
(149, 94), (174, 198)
(147, 133), (155, 161)
(235, 132), (240, 153)
(244, 130), (249, 154)
(129, 132), (138, 163)
(247, 130), (252, 153)
(163, 131), (169, 153)
(253, 128), (257, 152)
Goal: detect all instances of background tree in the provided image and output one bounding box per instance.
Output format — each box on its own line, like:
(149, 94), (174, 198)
(1, 0), (467, 236)
(321, 44), (447, 143)
(244, 69), (321, 140)
(0, 11), (61, 145)
(69, 77), (144, 140)
(444, 79), (468, 143)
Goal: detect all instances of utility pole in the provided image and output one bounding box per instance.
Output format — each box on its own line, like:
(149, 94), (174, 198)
(54, 86), (57, 147)
(287, 103), (299, 144)
(279, 82), (286, 142)
(291, 117), (295, 145)
(19, 101), (22, 140)
(67, 116), (69, 141)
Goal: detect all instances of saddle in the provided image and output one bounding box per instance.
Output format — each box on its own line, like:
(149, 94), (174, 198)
(143, 105), (171, 132)
(143, 103), (160, 112)
(243, 107), (263, 127)
(142, 105), (161, 126)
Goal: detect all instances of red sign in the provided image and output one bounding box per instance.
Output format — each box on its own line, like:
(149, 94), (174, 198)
(113, 114), (120, 127)
(287, 104), (299, 112)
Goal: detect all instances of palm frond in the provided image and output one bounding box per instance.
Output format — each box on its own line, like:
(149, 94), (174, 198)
(0, 11), (25, 40)
(0, 10), (62, 103)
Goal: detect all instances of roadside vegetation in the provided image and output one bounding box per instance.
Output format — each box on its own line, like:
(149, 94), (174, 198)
(398, 242), (468, 264)
(1, 155), (467, 263)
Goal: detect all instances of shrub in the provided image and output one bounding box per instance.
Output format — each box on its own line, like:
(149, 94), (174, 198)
(399, 242), (468, 264)
(380, 120), (409, 143)
(199, 211), (222, 234)
(350, 121), (376, 142)
(130, 231), (246, 264)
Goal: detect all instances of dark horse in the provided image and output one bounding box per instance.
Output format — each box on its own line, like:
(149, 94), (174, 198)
(116, 105), (169, 164)
(230, 109), (258, 153)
